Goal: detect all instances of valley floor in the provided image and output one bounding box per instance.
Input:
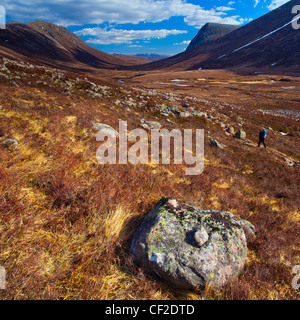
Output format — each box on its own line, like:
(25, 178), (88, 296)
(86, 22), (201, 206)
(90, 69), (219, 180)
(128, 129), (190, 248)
(0, 59), (299, 299)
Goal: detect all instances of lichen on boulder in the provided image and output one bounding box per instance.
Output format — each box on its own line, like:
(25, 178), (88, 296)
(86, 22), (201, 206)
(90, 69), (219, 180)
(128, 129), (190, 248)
(130, 197), (254, 290)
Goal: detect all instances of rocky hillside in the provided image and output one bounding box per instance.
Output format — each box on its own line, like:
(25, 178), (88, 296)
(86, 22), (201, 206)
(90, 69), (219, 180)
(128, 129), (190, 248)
(186, 23), (240, 51)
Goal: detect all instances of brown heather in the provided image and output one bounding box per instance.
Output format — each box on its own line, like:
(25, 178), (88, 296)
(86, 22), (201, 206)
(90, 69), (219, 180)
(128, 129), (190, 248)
(0, 63), (299, 300)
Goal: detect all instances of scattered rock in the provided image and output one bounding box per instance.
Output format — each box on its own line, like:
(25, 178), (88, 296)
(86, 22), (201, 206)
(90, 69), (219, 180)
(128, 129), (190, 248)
(131, 197), (253, 290)
(159, 105), (180, 117)
(237, 219), (256, 244)
(191, 111), (207, 117)
(122, 100), (137, 108)
(285, 158), (295, 166)
(2, 139), (19, 147)
(140, 119), (161, 130)
(235, 129), (246, 139)
(9, 81), (19, 87)
(226, 126), (235, 134)
(209, 138), (226, 149)
(0, 73), (9, 79)
(93, 123), (119, 138)
(179, 111), (191, 118)
(218, 121), (226, 129)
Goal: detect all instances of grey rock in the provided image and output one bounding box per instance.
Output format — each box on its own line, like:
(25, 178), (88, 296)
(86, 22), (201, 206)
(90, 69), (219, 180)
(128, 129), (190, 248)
(191, 111), (207, 118)
(140, 119), (161, 130)
(159, 105), (180, 116)
(218, 121), (226, 129)
(179, 111), (191, 118)
(2, 139), (18, 147)
(141, 123), (150, 130)
(131, 197), (252, 290)
(9, 81), (19, 87)
(93, 123), (119, 138)
(235, 129), (246, 139)
(236, 219), (256, 244)
(285, 158), (295, 167)
(0, 73), (9, 79)
(209, 138), (226, 149)
(122, 100), (136, 108)
(194, 227), (209, 247)
(226, 126), (235, 134)
(92, 93), (103, 98)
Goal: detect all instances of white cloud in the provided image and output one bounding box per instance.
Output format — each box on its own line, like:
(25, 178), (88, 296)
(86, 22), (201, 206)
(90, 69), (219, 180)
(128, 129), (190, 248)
(184, 9), (250, 28)
(215, 6), (235, 12)
(267, 0), (290, 11)
(76, 27), (187, 44)
(174, 40), (191, 45)
(3, 0), (246, 27)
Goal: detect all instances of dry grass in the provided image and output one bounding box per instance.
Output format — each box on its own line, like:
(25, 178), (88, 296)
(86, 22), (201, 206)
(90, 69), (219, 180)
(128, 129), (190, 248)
(0, 63), (299, 300)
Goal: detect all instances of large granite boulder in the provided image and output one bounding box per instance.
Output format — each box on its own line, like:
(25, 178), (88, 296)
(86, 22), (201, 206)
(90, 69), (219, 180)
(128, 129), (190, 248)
(130, 197), (254, 290)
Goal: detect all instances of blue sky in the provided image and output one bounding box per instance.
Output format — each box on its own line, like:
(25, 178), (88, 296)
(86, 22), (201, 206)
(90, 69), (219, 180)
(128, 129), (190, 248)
(2, 0), (290, 55)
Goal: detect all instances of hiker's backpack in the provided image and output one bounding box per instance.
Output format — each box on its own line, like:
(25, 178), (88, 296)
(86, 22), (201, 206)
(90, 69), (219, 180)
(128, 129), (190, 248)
(262, 129), (267, 138)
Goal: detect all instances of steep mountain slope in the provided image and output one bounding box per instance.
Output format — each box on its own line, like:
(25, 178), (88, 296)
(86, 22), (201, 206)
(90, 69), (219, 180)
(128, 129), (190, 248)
(186, 23), (240, 51)
(0, 20), (148, 70)
(132, 0), (300, 73)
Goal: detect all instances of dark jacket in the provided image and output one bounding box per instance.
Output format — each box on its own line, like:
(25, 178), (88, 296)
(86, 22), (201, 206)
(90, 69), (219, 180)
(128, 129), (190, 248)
(259, 129), (267, 140)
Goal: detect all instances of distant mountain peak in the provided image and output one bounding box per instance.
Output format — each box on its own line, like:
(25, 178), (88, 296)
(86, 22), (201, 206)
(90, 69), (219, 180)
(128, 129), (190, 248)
(186, 22), (241, 51)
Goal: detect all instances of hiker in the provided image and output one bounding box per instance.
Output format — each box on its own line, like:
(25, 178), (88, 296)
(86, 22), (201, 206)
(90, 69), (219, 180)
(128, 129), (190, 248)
(258, 128), (267, 148)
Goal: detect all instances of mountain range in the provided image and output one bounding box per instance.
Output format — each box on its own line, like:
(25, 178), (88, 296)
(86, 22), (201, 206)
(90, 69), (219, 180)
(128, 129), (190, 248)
(0, 0), (299, 74)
